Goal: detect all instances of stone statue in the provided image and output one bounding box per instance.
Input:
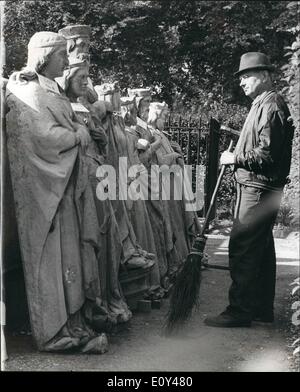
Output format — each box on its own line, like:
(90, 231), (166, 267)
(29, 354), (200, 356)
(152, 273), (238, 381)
(123, 91), (176, 290)
(120, 94), (168, 298)
(94, 83), (165, 299)
(93, 82), (156, 269)
(59, 59), (133, 331)
(5, 32), (107, 353)
(147, 102), (201, 272)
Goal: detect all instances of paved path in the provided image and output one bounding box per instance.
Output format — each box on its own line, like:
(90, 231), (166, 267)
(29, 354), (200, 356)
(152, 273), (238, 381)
(3, 234), (299, 372)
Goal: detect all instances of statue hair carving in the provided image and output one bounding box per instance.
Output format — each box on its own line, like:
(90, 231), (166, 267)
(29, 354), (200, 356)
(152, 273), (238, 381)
(26, 46), (57, 74)
(67, 38), (77, 54)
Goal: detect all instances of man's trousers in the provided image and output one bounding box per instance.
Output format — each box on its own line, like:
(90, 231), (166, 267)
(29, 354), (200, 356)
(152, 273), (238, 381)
(226, 183), (282, 320)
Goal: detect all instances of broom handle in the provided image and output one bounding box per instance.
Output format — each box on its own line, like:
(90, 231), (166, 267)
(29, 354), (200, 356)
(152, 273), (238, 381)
(201, 139), (234, 235)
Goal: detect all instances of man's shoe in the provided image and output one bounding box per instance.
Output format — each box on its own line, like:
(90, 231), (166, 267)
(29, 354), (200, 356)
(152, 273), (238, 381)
(252, 313), (274, 323)
(204, 311), (252, 328)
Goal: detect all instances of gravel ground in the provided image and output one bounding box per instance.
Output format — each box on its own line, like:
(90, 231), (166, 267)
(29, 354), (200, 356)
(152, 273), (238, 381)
(2, 234), (299, 372)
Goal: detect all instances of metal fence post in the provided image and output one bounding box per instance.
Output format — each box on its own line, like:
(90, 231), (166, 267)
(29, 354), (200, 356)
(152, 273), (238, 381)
(177, 116), (181, 146)
(204, 117), (221, 223)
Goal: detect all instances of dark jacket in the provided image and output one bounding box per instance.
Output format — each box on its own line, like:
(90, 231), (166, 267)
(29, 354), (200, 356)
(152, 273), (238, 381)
(234, 90), (294, 191)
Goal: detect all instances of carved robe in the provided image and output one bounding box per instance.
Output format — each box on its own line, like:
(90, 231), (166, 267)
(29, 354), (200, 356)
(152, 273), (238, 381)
(71, 100), (132, 326)
(154, 130), (199, 270)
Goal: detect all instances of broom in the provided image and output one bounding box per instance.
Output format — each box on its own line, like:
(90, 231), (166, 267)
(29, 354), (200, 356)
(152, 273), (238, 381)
(165, 139), (234, 334)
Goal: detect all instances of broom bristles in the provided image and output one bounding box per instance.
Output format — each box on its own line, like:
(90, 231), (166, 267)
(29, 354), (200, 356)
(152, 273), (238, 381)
(164, 251), (203, 334)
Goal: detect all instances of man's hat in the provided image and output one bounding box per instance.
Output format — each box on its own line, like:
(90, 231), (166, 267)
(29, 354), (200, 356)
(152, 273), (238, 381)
(235, 52), (275, 76)
(58, 24), (91, 40)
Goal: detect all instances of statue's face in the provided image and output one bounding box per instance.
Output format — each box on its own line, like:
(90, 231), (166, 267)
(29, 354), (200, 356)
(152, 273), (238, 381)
(156, 108), (169, 130)
(139, 96), (151, 121)
(69, 68), (89, 98)
(129, 103), (138, 123)
(44, 46), (68, 79)
(122, 103), (138, 126)
(159, 108), (169, 123)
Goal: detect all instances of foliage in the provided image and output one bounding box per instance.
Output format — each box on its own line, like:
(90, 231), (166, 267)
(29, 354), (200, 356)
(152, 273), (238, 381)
(3, 1), (299, 222)
(290, 277), (300, 361)
(276, 202), (298, 228)
(278, 1), (300, 229)
(3, 1), (297, 104)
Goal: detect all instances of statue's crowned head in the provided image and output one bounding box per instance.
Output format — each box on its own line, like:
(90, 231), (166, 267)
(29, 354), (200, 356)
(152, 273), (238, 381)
(128, 87), (151, 121)
(94, 82), (121, 112)
(120, 95), (138, 126)
(57, 57), (90, 99)
(58, 24), (91, 62)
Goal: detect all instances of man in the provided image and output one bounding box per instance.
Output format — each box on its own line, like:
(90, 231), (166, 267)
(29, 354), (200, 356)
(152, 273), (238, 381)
(205, 52), (294, 327)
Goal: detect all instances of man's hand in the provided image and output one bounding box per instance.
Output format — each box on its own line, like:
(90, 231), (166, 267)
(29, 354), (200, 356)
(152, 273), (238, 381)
(220, 151), (235, 165)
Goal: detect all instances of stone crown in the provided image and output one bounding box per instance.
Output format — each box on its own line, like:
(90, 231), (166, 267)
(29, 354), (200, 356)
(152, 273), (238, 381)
(58, 24), (91, 40)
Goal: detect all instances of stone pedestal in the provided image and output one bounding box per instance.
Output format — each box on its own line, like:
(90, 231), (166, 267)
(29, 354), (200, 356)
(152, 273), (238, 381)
(119, 263), (154, 311)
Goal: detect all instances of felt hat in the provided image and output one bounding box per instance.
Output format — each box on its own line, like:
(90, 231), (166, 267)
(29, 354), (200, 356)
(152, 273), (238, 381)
(235, 52), (275, 76)
(58, 24), (91, 40)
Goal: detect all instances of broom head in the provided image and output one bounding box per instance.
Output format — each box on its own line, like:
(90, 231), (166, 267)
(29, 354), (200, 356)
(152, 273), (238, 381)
(164, 235), (207, 334)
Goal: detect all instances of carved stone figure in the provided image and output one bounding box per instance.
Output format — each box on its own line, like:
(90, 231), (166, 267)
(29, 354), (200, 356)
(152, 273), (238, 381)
(59, 60), (133, 330)
(147, 102), (200, 274)
(5, 32), (107, 353)
(94, 83), (164, 298)
(128, 87), (151, 122)
(94, 83), (156, 266)
(123, 91), (176, 289)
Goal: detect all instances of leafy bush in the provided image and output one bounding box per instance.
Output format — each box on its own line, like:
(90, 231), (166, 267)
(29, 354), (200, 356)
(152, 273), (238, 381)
(290, 277), (300, 361)
(276, 202), (298, 228)
(279, 1), (300, 230)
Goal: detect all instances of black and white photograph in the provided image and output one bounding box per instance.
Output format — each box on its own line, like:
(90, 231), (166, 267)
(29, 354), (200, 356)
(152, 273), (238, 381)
(0, 0), (299, 376)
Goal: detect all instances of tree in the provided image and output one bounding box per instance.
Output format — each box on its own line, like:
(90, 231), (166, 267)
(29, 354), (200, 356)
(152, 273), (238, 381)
(3, 1), (298, 106)
(3, 1), (299, 220)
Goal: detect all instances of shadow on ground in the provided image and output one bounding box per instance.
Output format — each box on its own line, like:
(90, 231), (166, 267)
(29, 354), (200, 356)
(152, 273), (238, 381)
(3, 235), (299, 372)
